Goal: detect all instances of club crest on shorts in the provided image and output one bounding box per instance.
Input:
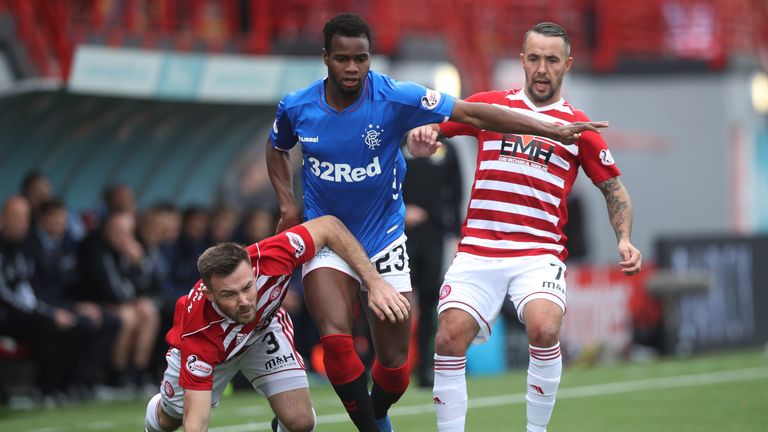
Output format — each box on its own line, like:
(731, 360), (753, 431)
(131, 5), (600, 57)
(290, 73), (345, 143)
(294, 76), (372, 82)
(439, 284), (452, 300)
(163, 380), (175, 397)
(285, 231), (306, 258)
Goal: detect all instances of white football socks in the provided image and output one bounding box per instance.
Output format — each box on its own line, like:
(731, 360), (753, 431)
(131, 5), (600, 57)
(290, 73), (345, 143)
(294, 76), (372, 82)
(145, 393), (171, 432)
(433, 354), (468, 431)
(526, 343), (562, 432)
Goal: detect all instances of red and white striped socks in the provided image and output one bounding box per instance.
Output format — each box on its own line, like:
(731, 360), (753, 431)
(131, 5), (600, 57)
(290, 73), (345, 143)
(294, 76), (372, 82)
(433, 354), (467, 431)
(526, 343), (562, 432)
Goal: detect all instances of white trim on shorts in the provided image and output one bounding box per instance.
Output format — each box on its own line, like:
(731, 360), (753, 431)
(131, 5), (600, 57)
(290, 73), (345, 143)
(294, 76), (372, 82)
(301, 233), (412, 293)
(437, 252), (567, 343)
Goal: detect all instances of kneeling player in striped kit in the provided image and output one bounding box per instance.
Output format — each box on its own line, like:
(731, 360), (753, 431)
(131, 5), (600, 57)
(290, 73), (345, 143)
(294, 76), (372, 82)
(144, 215), (409, 432)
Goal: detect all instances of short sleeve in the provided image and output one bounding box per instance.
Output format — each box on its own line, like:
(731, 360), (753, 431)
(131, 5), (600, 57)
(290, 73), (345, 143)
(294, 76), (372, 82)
(576, 111), (621, 184)
(250, 224), (317, 276)
(269, 98), (298, 151)
(178, 335), (219, 391)
(385, 78), (455, 129)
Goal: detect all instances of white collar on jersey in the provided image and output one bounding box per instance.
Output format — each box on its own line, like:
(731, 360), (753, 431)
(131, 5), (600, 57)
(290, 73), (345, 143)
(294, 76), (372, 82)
(507, 91), (573, 115)
(211, 301), (235, 324)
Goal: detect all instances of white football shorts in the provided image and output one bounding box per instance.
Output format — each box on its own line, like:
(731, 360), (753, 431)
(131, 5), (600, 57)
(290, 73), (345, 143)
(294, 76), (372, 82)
(302, 234), (411, 293)
(437, 253), (567, 343)
(159, 311), (308, 419)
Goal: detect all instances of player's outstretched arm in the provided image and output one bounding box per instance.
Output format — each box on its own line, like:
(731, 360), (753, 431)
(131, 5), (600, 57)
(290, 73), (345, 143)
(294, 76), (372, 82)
(266, 141), (301, 233)
(450, 99), (609, 144)
(183, 389), (213, 432)
(301, 215), (410, 323)
(596, 176), (642, 275)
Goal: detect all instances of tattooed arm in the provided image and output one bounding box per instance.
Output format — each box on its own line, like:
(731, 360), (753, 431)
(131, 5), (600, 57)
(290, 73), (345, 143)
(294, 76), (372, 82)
(596, 177), (642, 275)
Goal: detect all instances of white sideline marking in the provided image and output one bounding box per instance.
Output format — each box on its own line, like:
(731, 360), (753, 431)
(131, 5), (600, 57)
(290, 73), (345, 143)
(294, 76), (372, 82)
(209, 367), (768, 432)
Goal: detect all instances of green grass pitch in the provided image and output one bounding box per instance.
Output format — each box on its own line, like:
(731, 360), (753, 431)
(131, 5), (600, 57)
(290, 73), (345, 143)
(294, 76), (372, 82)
(1, 348), (765, 431)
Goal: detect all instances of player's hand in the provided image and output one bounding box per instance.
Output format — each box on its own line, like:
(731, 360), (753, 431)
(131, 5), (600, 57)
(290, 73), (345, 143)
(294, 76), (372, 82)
(407, 125), (441, 157)
(554, 121), (609, 144)
(618, 239), (642, 275)
(276, 209), (301, 233)
(367, 280), (410, 323)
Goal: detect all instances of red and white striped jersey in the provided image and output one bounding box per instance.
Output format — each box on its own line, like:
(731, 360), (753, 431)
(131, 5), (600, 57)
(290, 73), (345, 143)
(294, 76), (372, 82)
(165, 225), (315, 390)
(441, 89), (620, 262)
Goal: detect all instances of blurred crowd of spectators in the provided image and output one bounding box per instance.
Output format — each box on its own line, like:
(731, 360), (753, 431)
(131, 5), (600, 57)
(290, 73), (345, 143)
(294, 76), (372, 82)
(0, 171), (284, 407)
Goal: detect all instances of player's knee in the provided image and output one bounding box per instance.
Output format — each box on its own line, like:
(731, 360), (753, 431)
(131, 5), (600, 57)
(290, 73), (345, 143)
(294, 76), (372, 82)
(526, 323), (560, 347)
(434, 323), (470, 356)
(279, 409), (315, 432)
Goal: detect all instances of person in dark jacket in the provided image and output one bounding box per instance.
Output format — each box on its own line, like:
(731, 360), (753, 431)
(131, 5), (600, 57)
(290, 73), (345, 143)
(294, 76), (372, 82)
(78, 211), (160, 387)
(25, 199), (120, 394)
(0, 197), (78, 402)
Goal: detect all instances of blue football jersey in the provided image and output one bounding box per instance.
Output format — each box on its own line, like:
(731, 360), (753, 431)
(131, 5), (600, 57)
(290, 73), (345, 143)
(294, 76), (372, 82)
(270, 70), (456, 256)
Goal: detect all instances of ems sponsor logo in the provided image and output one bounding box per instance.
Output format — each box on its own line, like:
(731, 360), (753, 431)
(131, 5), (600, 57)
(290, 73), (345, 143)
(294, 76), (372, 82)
(308, 156), (382, 183)
(163, 380), (175, 398)
(361, 124), (383, 150)
(185, 355), (213, 378)
(599, 148), (615, 166)
(439, 284), (452, 300)
(285, 231), (306, 258)
(299, 135), (319, 143)
(421, 88), (442, 110)
(265, 353), (296, 371)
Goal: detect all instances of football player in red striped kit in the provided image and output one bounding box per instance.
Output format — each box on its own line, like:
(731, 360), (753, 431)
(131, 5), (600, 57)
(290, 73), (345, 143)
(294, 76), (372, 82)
(407, 22), (642, 432)
(144, 215), (409, 432)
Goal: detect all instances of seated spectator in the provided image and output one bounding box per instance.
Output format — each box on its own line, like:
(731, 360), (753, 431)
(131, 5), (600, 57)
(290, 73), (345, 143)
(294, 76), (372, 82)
(77, 211), (160, 388)
(169, 206), (209, 299)
(0, 197), (79, 404)
(208, 205), (239, 244)
(19, 170), (86, 244)
(25, 199), (121, 397)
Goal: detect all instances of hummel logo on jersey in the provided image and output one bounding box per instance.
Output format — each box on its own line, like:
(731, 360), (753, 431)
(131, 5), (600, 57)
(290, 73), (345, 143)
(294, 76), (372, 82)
(307, 156), (382, 183)
(299, 135), (319, 143)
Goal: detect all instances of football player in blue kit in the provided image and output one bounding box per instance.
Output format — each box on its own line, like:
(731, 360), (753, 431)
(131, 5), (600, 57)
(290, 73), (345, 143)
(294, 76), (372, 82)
(266, 13), (607, 432)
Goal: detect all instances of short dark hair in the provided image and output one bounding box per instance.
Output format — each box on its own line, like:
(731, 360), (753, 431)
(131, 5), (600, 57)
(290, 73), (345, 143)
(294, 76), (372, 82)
(20, 171), (48, 196)
(524, 22), (571, 55)
(38, 198), (66, 217)
(323, 13), (372, 53)
(197, 242), (250, 289)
